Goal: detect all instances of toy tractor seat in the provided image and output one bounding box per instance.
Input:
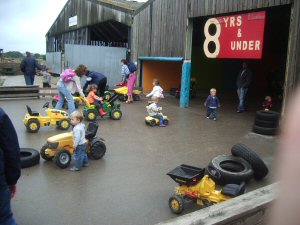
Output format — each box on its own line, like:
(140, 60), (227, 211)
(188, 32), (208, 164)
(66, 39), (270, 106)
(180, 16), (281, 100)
(85, 122), (98, 139)
(26, 105), (39, 116)
(221, 182), (246, 197)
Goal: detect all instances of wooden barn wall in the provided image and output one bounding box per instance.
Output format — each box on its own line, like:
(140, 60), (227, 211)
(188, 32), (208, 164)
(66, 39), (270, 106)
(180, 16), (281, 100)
(132, 0), (292, 59)
(47, 0), (133, 37)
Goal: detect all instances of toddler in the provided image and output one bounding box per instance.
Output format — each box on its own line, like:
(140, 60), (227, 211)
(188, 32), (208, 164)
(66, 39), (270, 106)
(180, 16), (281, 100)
(262, 96), (272, 111)
(204, 88), (220, 121)
(146, 96), (166, 127)
(146, 79), (164, 99)
(41, 66), (52, 88)
(70, 111), (88, 171)
(87, 84), (106, 116)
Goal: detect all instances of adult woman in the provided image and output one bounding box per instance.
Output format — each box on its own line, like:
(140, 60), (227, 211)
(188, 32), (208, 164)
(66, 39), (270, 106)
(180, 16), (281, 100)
(120, 59), (129, 84)
(126, 69), (137, 103)
(55, 68), (85, 115)
(76, 64), (107, 97)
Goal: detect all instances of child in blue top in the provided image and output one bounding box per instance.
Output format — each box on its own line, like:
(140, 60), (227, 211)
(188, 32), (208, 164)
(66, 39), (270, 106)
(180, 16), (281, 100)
(69, 111), (88, 171)
(204, 88), (220, 121)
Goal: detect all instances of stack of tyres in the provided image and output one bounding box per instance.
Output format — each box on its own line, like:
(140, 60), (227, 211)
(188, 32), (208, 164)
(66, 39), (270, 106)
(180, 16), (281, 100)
(206, 143), (269, 185)
(253, 110), (280, 135)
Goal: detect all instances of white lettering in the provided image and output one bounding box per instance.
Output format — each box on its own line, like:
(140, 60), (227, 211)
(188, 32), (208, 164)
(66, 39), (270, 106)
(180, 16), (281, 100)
(230, 17), (235, 27)
(255, 41), (260, 50)
(231, 40), (262, 51)
(237, 16), (242, 26)
(223, 17), (229, 27)
(249, 40), (254, 50)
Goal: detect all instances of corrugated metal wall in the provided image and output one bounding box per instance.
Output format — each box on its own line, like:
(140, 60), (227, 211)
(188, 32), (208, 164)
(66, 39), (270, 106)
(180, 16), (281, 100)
(64, 44), (126, 86)
(46, 52), (62, 75)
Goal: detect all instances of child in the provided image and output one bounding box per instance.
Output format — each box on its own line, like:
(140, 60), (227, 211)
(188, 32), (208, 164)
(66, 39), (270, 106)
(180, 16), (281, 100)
(262, 96), (272, 111)
(146, 79), (164, 99)
(69, 111), (88, 171)
(41, 66), (52, 88)
(87, 84), (106, 116)
(146, 96), (166, 127)
(204, 88), (220, 121)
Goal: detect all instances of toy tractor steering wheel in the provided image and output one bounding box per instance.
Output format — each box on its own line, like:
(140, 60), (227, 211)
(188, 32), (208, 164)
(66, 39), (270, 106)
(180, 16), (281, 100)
(43, 102), (50, 109)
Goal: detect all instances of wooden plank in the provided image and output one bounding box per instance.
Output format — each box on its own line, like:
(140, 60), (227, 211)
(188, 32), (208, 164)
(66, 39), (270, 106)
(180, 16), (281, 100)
(0, 93), (40, 98)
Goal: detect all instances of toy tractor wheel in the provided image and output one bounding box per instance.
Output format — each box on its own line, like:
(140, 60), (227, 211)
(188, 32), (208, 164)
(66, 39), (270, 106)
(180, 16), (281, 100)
(175, 92), (180, 99)
(111, 109), (122, 120)
(40, 145), (54, 161)
(169, 195), (184, 214)
(58, 119), (71, 130)
(150, 120), (156, 127)
(55, 150), (71, 169)
(52, 99), (58, 108)
(163, 119), (169, 125)
(26, 119), (40, 133)
(119, 95), (127, 102)
(86, 109), (97, 121)
(90, 141), (106, 159)
(104, 92), (111, 101)
(133, 95), (140, 101)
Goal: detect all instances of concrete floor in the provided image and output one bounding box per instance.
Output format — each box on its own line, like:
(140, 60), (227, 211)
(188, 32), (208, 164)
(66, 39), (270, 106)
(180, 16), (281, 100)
(1, 77), (279, 225)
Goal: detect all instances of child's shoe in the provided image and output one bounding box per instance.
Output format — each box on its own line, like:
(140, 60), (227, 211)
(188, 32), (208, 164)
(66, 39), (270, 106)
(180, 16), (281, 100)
(99, 109), (106, 116)
(83, 163), (89, 167)
(159, 123), (166, 127)
(69, 166), (80, 171)
(213, 118), (217, 121)
(206, 116), (209, 119)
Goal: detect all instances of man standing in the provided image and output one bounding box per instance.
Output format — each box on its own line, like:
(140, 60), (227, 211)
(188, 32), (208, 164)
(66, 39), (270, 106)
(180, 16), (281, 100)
(20, 51), (42, 85)
(236, 62), (252, 113)
(0, 107), (21, 225)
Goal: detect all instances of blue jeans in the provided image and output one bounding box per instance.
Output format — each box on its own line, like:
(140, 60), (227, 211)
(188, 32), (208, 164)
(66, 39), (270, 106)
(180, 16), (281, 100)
(206, 108), (217, 119)
(0, 185), (17, 225)
(152, 114), (164, 124)
(24, 74), (35, 85)
(237, 88), (248, 111)
(56, 80), (75, 115)
(73, 144), (88, 169)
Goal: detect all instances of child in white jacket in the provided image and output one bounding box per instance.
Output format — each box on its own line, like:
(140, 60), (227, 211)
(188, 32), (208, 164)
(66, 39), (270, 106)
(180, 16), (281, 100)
(146, 79), (164, 99)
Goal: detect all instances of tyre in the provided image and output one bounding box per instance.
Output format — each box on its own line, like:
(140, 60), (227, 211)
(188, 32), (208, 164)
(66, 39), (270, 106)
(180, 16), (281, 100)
(169, 195), (184, 214)
(254, 118), (278, 128)
(58, 118), (71, 130)
(175, 92), (180, 99)
(206, 155), (253, 184)
(150, 120), (156, 126)
(20, 148), (40, 168)
(90, 140), (106, 159)
(111, 109), (122, 120)
(52, 99), (58, 108)
(55, 150), (71, 169)
(85, 109), (97, 121)
(26, 119), (40, 133)
(252, 125), (278, 136)
(231, 143), (269, 180)
(119, 95), (127, 102)
(255, 110), (280, 121)
(40, 145), (54, 161)
(163, 119), (169, 125)
(133, 95), (140, 101)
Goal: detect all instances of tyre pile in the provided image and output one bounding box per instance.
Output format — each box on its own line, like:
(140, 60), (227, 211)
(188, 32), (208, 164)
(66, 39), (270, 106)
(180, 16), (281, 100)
(206, 143), (269, 184)
(253, 110), (280, 136)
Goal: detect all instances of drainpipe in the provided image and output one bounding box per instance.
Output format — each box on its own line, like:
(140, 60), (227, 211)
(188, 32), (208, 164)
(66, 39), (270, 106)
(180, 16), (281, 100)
(180, 60), (191, 108)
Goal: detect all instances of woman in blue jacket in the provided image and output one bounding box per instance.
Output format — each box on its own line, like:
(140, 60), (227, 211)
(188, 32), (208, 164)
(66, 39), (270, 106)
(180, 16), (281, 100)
(75, 64), (107, 97)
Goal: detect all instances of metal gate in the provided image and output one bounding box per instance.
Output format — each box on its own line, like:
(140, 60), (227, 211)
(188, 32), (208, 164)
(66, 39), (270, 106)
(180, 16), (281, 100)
(46, 44), (127, 86)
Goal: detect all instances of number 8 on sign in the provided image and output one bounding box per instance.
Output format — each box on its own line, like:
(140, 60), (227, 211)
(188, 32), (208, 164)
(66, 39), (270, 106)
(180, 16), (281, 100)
(203, 18), (221, 58)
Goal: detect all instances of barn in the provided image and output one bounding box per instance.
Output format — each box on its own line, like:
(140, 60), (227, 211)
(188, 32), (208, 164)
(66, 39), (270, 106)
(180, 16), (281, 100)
(46, 0), (300, 110)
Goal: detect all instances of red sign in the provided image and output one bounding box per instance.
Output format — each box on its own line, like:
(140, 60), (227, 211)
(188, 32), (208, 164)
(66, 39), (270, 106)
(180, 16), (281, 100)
(203, 11), (266, 59)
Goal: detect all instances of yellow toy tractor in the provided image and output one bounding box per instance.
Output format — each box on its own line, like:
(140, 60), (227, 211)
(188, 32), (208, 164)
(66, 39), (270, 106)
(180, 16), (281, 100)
(167, 164), (245, 214)
(40, 122), (106, 168)
(23, 102), (70, 133)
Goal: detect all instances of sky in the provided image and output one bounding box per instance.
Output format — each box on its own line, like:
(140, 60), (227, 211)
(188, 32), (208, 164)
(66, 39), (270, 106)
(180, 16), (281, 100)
(0, 0), (148, 54)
